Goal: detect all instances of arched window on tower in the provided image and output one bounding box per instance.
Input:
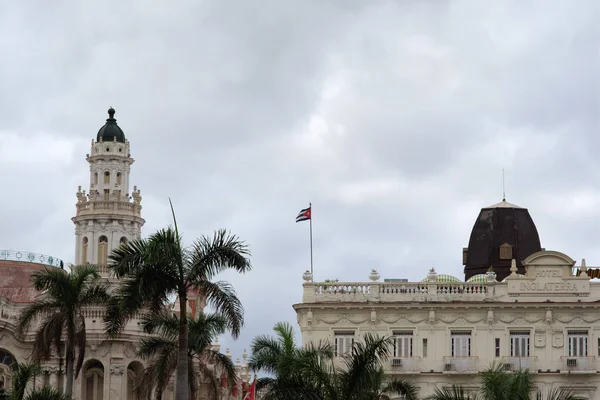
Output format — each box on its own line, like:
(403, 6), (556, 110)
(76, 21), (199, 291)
(104, 171), (110, 184)
(119, 237), (128, 247)
(117, 172), (122, 185)
(82, 237), (89, 264)
(94, 172), (98, 185)
(82, 360), (104, 400)
(98, 236), (108, 265)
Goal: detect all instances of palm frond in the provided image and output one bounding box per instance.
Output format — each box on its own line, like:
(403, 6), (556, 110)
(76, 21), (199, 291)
(30, 267), (70, 301)
(31, 313), (65, 361)
(139, 311), (180, 337)
(248, 334), (284, 374)
(426, 385), (479, 400)
(194, 280), (244, 338)
(11, 363), (41, 400)
(338, 334), (393, 398)
(73, 314), (86, 379)
(383, 378), (419, 400)
(78, 284), (110, 307)
(23, 387), (70, 400)
(479, 362), (509, 400)
(16, 300), (63, 336)
(188, 229), (251, 282)
(108, 238), (151, 278)
(137, 337), (178, 360)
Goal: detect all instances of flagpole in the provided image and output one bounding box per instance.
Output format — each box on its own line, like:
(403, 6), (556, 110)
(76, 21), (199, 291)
(309, 202), (314, 279)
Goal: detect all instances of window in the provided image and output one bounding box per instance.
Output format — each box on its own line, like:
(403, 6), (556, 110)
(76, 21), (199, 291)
(120, 237), (128, 246)
(334, 331), (354, 357)
(392, 331), (413, 357)
(423, 339), (428, 358)
(568, 331), (588, 357)
(117, 172), (122, 185)
(510, 332), (530, 357)
(495, 338), (500, 357)
(104, 171), (110, 184)
(104, 189), (110, 201)
(94, 172), (98, 185)
(451, 331), (471, 357)
(499, 243), (513, 260)
(82, 237), (88, 264)
(98, 236), (108, 266)
(597, 338), (600, 357)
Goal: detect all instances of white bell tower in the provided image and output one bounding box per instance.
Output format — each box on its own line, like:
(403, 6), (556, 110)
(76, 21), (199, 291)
(72, 108), (145, 271)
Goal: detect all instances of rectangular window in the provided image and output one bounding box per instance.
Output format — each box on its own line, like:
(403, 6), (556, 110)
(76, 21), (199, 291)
(510, 332), (530, 357)
(334, 331), (355, 357)
(597, 338), (600, 357)
(451, 331), (471, 357)
(495, 338), (500, 357)
(423, 338), (428, 358)
(392, 331), (413, 357)
(104, 189), (110, 201)
(568, 331), (588, 357)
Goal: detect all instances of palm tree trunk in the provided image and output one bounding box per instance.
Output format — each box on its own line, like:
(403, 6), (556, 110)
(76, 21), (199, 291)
(65, 345), (74, 398)
(175, 292), (189, 400)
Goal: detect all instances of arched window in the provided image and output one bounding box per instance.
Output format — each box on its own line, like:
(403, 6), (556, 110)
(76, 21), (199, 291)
(117, 172), (122, 185)
(126, 362), (144, 400)
(83, 360), (104, 400)
(0, 348), (17, 394)
(104, 171), (110, 184)
(119, 237), (128, 247)
(82, 237), (89, 264)
(98, 236), (108, 265)
(94, 172), (98, 185)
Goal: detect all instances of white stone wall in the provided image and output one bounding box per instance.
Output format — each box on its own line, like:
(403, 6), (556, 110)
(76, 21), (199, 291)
(295, 251), (600, 400)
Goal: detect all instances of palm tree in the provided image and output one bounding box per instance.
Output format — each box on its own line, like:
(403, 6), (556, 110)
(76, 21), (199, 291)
(17, 266), (109, 398)
(331, 333), (418, 400)
(134, 310), (237, 400)
(249, 324), (417, 400)
(104, 220), (251, 400)
(249, 321), (334, 400)
(6, 362), (71, 400)
(427, 363), (581, 400)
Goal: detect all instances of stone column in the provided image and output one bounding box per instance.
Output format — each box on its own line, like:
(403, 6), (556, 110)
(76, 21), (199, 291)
(108, 364), (125, 400)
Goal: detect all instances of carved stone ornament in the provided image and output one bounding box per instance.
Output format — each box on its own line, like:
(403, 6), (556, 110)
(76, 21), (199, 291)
(110, 364), (125, 375)
(534, 331), (546, 348)
(552, 332), (564, 348)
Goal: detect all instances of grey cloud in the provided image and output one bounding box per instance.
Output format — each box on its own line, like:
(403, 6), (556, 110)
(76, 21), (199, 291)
(1, 0), (599, 360)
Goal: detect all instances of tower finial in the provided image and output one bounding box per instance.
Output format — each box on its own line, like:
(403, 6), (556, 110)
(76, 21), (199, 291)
(108, 107), (115, 119)
(502, 168), (506, 202)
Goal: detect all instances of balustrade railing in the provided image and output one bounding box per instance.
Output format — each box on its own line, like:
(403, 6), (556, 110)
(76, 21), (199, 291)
(314, 283), (370, 295)
(0, 250), (64, 268)
(305, 280), (495, 303)
(76, 200), (140, 214)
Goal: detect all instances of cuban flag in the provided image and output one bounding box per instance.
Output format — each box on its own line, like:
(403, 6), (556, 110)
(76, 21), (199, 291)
(295, 206), (311, 222)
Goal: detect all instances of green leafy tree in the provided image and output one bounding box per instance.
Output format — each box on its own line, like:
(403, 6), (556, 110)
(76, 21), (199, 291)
(17, 266), (109, 398)
(135, 311), (237, 400)
(104, 219), (251, 400)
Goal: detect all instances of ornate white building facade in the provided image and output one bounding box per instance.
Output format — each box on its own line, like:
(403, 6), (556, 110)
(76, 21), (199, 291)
(0, 109), (252, 400)
(294, 201), (600, 400)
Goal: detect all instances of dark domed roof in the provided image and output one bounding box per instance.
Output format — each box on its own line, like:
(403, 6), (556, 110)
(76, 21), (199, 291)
(97, 107), (125, 143)
(463, 199), (542, 282)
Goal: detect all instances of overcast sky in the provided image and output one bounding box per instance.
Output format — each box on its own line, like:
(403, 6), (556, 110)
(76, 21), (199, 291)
(1, 0), (599, 362)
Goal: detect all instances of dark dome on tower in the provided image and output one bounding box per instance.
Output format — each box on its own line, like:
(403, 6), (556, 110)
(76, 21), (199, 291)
(463, 200), (542, 282)
(96, 107), (126, 143)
